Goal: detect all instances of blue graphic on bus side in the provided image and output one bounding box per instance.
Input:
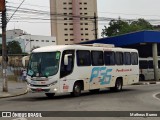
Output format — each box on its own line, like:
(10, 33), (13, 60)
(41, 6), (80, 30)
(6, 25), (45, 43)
(90, 67), (112, 85)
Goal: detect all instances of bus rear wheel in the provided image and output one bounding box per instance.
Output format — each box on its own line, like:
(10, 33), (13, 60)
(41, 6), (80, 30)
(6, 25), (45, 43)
(71, 82), (82, 97)
(45, 93), (55, 98)
(110, 79), (122, 92)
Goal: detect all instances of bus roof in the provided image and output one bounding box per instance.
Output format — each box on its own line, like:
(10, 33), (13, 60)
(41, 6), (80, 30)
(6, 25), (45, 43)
(32, 45), (138, 53)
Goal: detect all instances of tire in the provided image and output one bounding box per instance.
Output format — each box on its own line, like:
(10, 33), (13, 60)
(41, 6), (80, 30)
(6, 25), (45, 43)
(110, 79), (122, 92)
(89, 89), (99, 94)
(71, 82), (82, 97)
(45, 93), (55, 98)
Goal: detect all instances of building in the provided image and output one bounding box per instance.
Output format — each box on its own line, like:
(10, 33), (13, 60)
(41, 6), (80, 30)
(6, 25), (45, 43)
(6, 29), (25, 39)
(14, 35), (56, 53)
(50, 0), (97, 45)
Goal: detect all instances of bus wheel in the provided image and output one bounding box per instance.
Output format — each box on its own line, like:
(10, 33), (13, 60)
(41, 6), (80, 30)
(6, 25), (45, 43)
(110, 79), (122, 92)
(45, 93), (55, 98)
(89, 89), (99, 94)
(71, 82), (82, 97)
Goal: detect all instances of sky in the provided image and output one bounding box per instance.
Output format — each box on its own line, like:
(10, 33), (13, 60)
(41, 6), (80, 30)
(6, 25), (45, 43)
(1, 0), (160, 37)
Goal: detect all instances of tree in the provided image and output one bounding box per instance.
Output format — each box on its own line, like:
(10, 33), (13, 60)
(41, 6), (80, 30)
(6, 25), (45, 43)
(101, 18), (153, 37)
(7, 41), (22, 54)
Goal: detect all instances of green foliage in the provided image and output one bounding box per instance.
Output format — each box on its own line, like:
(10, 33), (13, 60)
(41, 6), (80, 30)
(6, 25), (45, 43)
(7, 41), (22, 54)
(101, 18), (153, 37)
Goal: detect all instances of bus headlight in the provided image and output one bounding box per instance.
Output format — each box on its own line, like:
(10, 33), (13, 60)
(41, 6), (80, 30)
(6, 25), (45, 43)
(54, 88), (58, 91)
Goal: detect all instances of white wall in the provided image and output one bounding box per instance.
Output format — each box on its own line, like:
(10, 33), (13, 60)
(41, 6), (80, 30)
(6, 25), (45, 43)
(14, 35), (56, 53)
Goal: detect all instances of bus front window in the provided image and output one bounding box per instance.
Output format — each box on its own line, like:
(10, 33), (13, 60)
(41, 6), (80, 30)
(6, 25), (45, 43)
(27, 52), (60, 77)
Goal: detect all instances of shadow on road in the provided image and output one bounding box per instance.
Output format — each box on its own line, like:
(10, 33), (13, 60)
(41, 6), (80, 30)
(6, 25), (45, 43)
(7, 88), (138, 102)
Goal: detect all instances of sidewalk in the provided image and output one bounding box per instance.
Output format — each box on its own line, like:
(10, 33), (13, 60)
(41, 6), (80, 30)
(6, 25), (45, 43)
(0, 79), (28, 98)
(132, 80), (160, 85)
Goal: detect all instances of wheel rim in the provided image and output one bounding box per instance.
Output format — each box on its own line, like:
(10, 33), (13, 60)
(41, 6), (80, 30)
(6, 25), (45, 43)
(117, 81), (122, 90)
(75, 85), (80, 93)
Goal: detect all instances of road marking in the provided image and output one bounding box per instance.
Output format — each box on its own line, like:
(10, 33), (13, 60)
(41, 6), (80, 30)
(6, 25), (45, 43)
(153, 92), (160, 101)
(12, 118), (27, 120)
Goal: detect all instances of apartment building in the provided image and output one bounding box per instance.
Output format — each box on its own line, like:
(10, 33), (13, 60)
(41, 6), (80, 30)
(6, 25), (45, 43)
(50, 0), (97, 45)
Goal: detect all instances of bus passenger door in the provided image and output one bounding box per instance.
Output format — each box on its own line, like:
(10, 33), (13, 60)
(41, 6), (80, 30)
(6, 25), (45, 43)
(59, 50), (75, 92)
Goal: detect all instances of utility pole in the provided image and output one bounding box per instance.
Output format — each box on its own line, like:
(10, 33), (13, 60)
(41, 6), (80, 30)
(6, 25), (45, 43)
(1, 0), (8, 92)
(94, 12), (98, 39)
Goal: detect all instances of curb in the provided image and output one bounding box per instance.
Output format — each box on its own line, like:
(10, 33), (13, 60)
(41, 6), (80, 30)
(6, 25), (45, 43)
(132, 81), (159, 85)
(0, 89), (28, 99)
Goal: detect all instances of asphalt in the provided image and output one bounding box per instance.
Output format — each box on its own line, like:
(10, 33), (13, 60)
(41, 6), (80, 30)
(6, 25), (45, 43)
(0, 78), (160, 99)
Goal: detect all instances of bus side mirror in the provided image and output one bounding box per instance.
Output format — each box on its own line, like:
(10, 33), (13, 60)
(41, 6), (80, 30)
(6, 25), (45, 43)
(64, 54), (72, 65)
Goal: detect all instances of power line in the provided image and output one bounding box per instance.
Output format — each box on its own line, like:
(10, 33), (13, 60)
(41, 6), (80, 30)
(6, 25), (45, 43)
(7, 0), (26, 24)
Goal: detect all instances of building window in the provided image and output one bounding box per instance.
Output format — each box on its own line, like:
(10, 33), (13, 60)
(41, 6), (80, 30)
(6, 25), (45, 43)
(41, 40), (44, 42)
(79, 2), (82, 5)
(36, 40), (39, 42)
(85, 33), (89, 35)
(64, 28), (68, 30)
(64, 18), (68, 20)
(68, 2), (72, 5)
(63, 13), (67, 15)
(69, 18), (73, 20)
(52, 41), (55, 42)
(63, 8), (67, 10)
(63, 2), (67, 5)
(70, 28), (73, 30)
(69, 23), (73, 25)
(70, 34), (74, 36)
(84, 13), (88, 15)
(69, 8), (72, 10)
(84, 8), (87, 10)
(85, 23), (88, 25)
(69, 13), (72, 15)
(46, 40), (49, 42)
(64, 23), (68, 25)
(85, 28), (88, 30)
(84, 2), (87, 5)
(65, 39), (68, 41)
(65, 34), (68, 36)
(85, 39), (89, 40)
(70, 39), (74, 41)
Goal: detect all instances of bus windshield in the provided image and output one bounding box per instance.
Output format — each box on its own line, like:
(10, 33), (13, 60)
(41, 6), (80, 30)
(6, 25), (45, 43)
(27, 52), (61, 77)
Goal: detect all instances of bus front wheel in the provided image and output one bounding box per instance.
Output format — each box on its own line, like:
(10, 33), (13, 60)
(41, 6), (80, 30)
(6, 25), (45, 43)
(71, 82), (82, 97)
(45, 93), (55, 98)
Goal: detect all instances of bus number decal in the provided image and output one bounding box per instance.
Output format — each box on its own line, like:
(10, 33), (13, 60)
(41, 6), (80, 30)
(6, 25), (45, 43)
(90, 67), (112, 85)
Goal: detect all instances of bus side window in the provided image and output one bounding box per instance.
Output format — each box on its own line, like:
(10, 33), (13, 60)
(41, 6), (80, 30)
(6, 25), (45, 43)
(131, 52), (138, 65)
(60, 50), (75, 78)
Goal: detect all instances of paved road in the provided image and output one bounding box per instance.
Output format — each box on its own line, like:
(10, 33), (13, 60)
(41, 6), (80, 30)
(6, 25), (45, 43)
(0, 84), (160, 120)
